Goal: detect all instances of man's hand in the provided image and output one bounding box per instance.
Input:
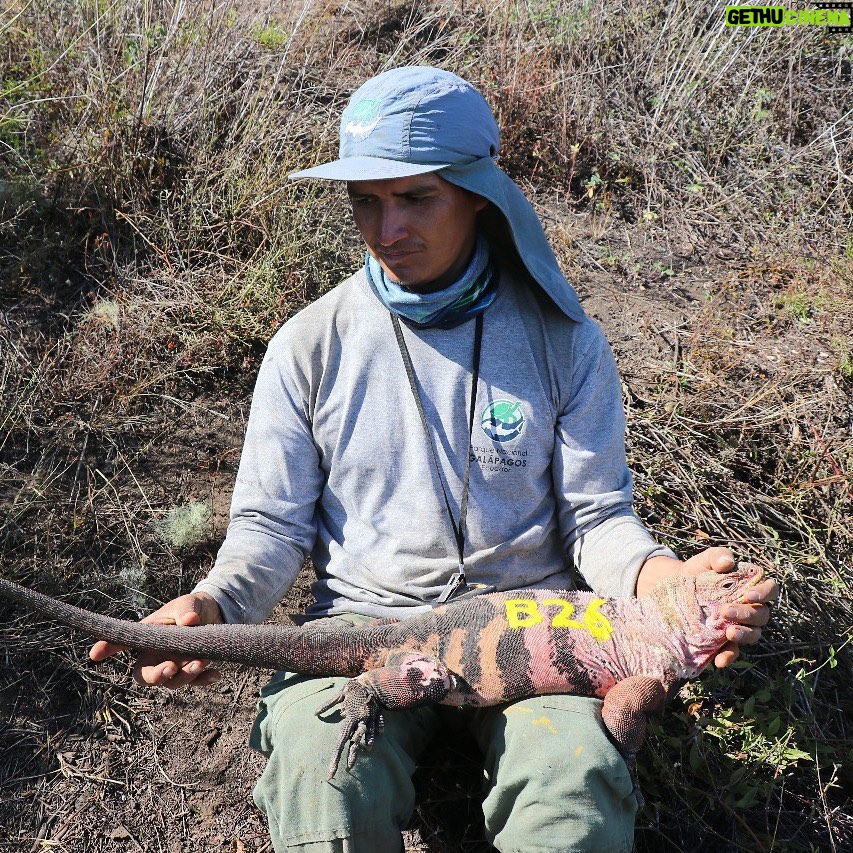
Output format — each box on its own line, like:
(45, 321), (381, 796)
(636, 546), (778, 668)
(89, 592), (224, 689)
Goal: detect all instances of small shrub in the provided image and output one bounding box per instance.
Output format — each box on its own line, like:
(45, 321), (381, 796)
(254, 23), (289, 49)
(158, 501), (212, 548)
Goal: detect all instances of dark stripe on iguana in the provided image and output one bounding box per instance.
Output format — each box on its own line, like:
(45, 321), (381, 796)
(495, 624), (535, 702)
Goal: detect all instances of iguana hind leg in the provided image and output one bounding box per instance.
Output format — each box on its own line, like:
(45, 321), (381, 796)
(315, 680), (385, 778)
(315, 651), (452, 779)
(601, 675), (666, 808)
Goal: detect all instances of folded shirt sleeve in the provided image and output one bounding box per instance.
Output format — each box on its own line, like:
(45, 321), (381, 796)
(551, 318), (677, 598)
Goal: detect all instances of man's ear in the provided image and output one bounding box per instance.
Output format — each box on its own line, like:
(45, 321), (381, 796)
(473, 193), (489, 213)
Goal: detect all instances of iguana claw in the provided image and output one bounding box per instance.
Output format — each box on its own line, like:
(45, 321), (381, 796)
(315, 679), (385, 778)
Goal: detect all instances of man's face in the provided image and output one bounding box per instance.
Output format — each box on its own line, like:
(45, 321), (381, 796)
(347, 173), (488, 294)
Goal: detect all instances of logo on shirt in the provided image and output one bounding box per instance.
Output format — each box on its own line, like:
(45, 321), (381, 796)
(344, 98), (382, 140)
(481, 400), (525, 443)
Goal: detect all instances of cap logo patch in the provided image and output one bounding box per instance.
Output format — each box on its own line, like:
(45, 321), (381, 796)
(345, 98), (381, 140)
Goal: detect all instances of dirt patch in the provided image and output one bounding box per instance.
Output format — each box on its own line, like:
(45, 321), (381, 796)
(0, 661), (270, 851)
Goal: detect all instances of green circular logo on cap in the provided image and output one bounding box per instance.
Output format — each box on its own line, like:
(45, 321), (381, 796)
(345, 98), (381, 140)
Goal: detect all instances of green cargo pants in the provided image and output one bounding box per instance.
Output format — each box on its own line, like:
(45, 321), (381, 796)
(250, 621), (637, 853)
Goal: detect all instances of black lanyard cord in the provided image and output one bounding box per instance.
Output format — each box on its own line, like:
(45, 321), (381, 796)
(390, 311), (483, 591)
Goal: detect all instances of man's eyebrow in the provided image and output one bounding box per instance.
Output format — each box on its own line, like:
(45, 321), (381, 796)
(394, 184), (437, 196)
(347, 183), (438, 198)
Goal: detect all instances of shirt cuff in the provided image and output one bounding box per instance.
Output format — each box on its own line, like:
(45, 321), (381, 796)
(571, 510), (678, 598)
(191, 581), (248, 625)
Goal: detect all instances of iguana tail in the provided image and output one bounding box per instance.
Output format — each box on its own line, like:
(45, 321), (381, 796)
(0, 576), (385, 676)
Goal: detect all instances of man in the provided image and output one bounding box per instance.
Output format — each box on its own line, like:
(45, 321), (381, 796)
(91, 68), (776, 852)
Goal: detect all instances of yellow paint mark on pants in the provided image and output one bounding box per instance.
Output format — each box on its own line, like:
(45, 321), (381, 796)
(575, 745), (584, 756)
(504, 705), (533, 716)
(531, 716), (558, 734)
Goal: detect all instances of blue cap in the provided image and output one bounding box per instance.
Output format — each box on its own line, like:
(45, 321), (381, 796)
(290, 67), (499, 180)
(290, 67), (584, 322)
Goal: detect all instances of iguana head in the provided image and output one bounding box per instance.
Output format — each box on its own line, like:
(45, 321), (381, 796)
(692, 562), (764, 611)
(649, 563), (767, 675)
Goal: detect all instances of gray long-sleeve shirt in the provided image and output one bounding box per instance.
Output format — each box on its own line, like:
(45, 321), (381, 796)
(194, 267), (676, 624)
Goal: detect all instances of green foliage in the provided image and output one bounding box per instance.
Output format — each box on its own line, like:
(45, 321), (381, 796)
(254, 22), (289, 49)
(779, 291), (815, 323)
(832, 337), (853, 380)
(641, 647), (850, 846)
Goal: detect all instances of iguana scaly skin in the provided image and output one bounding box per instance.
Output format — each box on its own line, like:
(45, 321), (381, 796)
(0, 565), (764, 801)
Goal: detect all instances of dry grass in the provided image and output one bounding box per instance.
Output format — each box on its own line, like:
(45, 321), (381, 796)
(1, 0), (851, 850)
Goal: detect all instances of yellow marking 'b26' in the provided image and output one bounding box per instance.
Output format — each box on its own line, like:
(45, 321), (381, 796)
(504, 597), (614, 642)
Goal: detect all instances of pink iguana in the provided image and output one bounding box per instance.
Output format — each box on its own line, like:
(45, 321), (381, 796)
(0, 564), (765, 802)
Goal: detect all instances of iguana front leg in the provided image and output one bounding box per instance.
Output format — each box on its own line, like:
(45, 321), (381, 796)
(600, 675), (667, 807)
(315, 651), (453, 778)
